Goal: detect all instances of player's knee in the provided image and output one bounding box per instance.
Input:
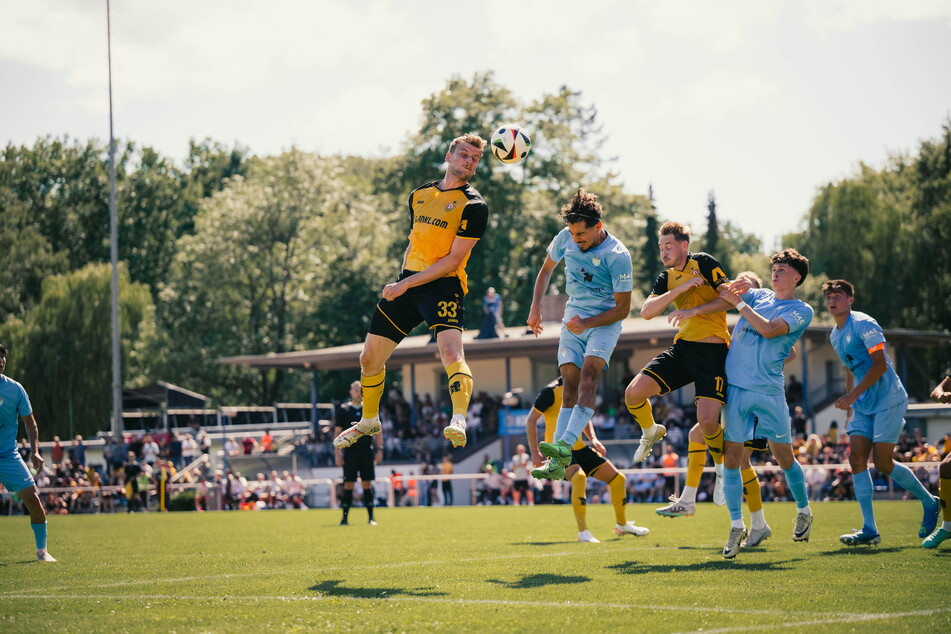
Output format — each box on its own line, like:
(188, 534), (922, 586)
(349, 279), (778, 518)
(872, 456), (893, 475)
(688, 425), (703, 443)
(624, 382), (646, 406)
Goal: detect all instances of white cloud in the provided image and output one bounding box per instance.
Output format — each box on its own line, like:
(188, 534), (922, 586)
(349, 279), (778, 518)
(642, 0), (779, 52)
(802, 0), (951, 35)
(652, 71), (779, 120)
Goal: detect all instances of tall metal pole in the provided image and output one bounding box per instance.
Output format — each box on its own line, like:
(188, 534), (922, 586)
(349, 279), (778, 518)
(107, 0), (123, 436)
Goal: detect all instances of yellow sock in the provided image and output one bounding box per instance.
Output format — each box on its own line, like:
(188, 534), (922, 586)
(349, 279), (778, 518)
(685, 441), (707, 488)
(940, 477), (951, 522)
(627, 400), (655, 430)
(360, 368), (386, 418)
(703, 427), (725, 465)
(742, 467), (763, 513)
(571, 471), (588, 531)
(609, 472), (628, 525)
(445, 361), (473, 417)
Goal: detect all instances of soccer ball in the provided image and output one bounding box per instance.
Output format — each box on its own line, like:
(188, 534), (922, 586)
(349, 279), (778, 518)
(490, 125), (532, 164)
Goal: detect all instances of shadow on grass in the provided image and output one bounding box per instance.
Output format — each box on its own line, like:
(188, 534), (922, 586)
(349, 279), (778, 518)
(608, 558), (802, 575)
(486, 573), (591, 589)
(309, 579), (447, 598)
(511, 541), (572, 547)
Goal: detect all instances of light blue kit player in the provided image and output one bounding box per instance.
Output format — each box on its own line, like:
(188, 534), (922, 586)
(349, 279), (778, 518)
(0, 344), (56, 561)
(823, 279), (940, 547)
(526, 188), (633, 480)
(716, 249), (815, 559)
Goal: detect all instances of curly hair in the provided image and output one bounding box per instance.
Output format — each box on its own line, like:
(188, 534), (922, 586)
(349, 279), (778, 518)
(561, 188), (603, 227)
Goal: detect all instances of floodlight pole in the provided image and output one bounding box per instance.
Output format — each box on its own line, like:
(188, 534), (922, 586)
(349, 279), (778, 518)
(107, 0), (123, 437)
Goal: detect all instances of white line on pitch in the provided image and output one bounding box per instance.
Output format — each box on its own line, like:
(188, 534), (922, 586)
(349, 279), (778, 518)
(675, 607), (951, 633)
(5, 544), (682, 593)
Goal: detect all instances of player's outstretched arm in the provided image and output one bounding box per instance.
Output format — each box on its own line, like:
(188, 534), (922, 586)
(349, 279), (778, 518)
(930, 376), (951, 404)
(717, 286), (789, 338)
(382, 237), (477, 301)
(524, 408), (544, 467)
(566, 291), (631, 334)
(641, 275), (704, 320)
(667, 297), (734, 328)
(527, 256), (558, 336)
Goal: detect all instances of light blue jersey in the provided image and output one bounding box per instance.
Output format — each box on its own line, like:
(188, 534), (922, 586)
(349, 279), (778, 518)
(829, 311), (906, 414)
(725, 288), (813, 395)
(547, 228), (633, 321)
(0, 375), (31, 459)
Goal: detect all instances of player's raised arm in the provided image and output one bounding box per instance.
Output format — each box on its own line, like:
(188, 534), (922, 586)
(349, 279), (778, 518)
(641, 275), (703, 320)
(527, 255), (558, 337)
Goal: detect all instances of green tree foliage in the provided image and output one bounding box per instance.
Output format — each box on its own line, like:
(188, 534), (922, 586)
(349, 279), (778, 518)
(0, 137), (247, 310)
(702, 190), (722, 263)
(784, 120), (951, 397)
(394, 72), (629, 326)
(155, 150), (395, 405)
(0, 187), (68, 316)
(637, 185), (664, 294)
(0, 263), (155, 439)
(784, 162), (915, 328)
(911, 121), (951, 332)
(0, 136), (111, 276)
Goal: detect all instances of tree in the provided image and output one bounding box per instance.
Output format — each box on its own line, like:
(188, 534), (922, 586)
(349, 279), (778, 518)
(0, 187), (68, 317)
(156, 150), (396, 405)
(0, 263), (155, 439)
(637, 185), (663, 294)
(703, 190), (721, 262)
(394, 72), (628, 325)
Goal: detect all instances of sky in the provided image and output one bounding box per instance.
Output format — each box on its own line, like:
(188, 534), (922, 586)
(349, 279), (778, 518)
(2, 0), (950, 250)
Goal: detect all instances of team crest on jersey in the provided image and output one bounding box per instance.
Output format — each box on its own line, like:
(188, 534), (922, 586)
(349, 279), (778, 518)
(592, 257), (601, 266)
(445, 202), (457, 212)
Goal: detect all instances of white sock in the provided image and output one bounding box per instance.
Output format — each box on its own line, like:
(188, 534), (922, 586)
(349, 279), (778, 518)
(731, 519), (745, 529)
(679, 485), (698, 504)
(750, 509), (766, 530)
(942, 521), (951, 531)
(798, 505), (812, 516)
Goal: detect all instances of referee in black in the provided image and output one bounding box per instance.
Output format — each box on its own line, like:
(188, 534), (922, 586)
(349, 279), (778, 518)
(335, 380), (384, 525)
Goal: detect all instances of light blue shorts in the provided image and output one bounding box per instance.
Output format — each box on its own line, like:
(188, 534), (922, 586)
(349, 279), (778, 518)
(724, 385), (791, 444)
(557, 321), (622, 370)
(0, 453), (35, 494)
(846, 397), (907, 444)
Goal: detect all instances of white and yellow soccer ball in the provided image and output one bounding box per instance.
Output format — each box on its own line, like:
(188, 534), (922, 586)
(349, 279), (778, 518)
(490, 125), (532, 165)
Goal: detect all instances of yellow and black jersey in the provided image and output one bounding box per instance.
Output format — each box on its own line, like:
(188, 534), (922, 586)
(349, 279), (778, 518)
(403, 181), (488, 296)
(532, 377), (586, 450)
(650, 252), (730, 344)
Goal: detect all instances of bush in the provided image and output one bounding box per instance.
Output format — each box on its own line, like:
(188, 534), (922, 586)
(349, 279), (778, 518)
(168, 489), (197, 512)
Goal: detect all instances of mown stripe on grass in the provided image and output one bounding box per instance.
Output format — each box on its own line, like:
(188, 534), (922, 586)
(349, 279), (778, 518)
(3, 592), (948, 624)
(5, 544), (683, 592)
(678, 607), (951, 633)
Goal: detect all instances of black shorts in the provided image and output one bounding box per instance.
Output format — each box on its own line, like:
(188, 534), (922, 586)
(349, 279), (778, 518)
(744, 416), (768, 451)
(744, 437), (768, 451)
(513, 480), (529, 493)
(369, 271), (466, 343)
(342, 450), (375, 483)
(641, 339), (727, 403)
(571, 446), (607, 477)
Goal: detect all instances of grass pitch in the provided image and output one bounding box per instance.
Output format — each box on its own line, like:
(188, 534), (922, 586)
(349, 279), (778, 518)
(0, 501), (948, 632)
